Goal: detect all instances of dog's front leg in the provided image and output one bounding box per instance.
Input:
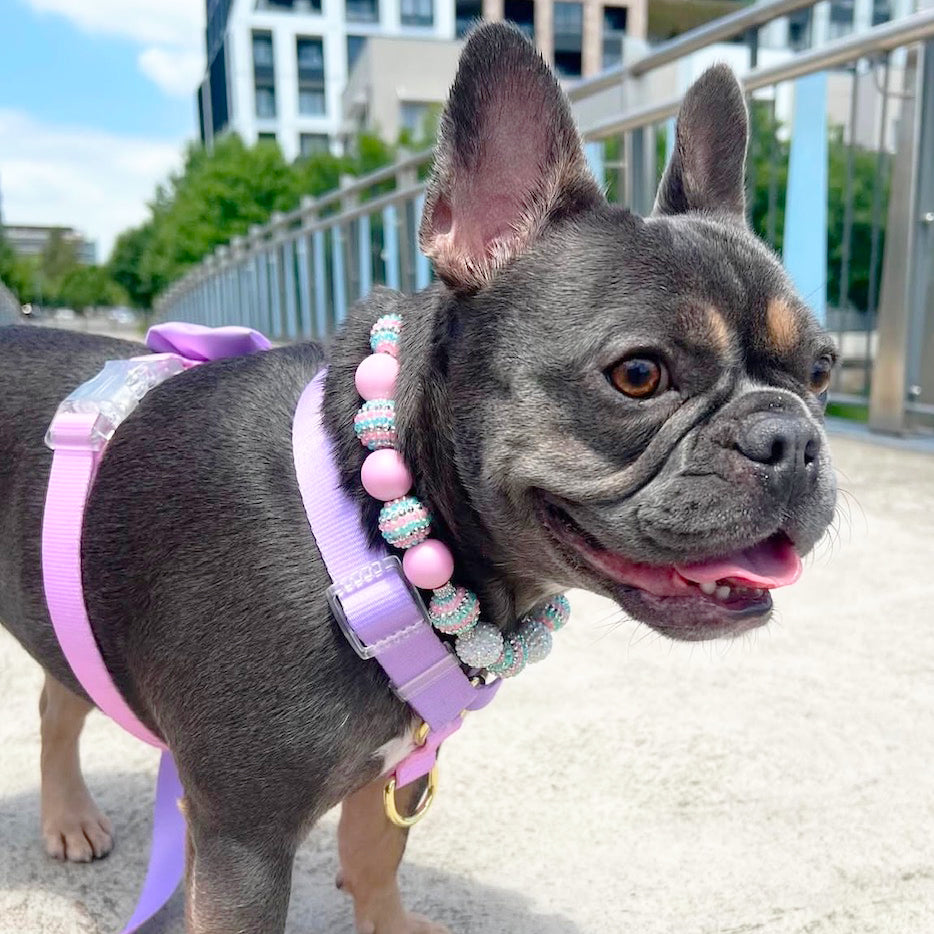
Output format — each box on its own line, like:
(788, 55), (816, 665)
(338, 776), (451, 934)
(183, 810), (296, 934)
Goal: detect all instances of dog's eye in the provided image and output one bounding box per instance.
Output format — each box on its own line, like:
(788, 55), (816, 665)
(809, 355), (833, 395)
(608, 356), (668, 399)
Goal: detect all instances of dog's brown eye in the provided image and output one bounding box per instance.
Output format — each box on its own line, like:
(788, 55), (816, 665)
(608, 356), (667, 398)
(809, 355), (833, 395)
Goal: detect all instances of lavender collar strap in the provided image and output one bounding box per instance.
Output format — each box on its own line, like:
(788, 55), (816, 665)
(292, 372), (500, 788)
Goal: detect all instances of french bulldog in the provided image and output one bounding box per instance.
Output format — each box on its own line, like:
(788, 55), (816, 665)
(0, 23), (836, 934)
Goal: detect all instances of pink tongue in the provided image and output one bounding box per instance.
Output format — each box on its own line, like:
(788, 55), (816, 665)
(676, 536), (802, 589)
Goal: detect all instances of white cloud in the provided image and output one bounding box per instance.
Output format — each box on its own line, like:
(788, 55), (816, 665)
(138, 47), (206, 98)
(23, 0), (205, 97)
(0, 109), (183, 261)
(24, 0), (203, 48)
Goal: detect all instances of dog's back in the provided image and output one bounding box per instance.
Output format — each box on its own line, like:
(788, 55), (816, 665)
(0, 326), (145, 692)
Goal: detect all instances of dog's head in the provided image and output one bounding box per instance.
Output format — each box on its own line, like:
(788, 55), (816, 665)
(403, 24), (836, 641)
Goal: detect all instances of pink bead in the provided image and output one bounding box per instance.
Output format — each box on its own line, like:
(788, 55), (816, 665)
(361, 449), (412, 500)
(403, 539), (454, 590)
(355, 353), (399, 401)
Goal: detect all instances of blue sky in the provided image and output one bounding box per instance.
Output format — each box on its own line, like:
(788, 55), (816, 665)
(0, 0), (205, 260)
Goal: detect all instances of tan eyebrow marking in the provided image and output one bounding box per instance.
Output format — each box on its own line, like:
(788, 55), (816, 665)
(704, 306), (731, 353)
(766, 297), (800, 352)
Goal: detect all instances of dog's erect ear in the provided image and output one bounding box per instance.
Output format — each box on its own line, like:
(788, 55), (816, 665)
(654, 64), (748, 218)
(419, 23), (603, 293)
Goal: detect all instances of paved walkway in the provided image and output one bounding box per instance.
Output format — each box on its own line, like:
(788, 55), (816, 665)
(1, 434), (932, 933)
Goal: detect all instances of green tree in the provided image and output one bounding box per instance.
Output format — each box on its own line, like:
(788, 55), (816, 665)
(109, 222), (157, 309)
(139, 135), (298, 298)
(58, 265), (125, 312)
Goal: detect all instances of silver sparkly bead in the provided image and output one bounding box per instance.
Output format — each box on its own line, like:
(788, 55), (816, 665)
(520, 619), (553, 664)
(454, 622), (503, 669)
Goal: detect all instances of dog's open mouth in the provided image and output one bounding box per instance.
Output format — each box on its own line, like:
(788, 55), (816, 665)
(538, 498), (802, 640)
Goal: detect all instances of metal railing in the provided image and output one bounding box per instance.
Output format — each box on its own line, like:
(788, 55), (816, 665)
(0, 279), (20, 324)
(155, 0), (934, 433)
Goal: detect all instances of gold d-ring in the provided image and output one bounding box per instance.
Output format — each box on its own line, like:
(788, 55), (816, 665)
(383, 765), (438, 829)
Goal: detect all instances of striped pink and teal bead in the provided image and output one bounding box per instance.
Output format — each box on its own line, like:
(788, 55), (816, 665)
(488, 630), (528, 679)
(428, 584), (480, 636)
(378, 496), (431, 549)
(354, 399), (396, 450)
(369, 312), (403, 357)
(530, 594), (570, 632)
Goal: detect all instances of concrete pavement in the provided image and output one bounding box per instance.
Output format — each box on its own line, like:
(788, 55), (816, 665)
(1, 433), (933, 933)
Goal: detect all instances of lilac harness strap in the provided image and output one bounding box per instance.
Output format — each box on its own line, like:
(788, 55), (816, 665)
(41, 323), (270, 933)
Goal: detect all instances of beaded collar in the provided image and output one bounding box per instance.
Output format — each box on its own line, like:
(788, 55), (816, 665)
(351, 312), (569, 679)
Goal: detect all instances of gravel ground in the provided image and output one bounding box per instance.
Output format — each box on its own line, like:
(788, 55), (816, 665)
(1, 433), (933, 934)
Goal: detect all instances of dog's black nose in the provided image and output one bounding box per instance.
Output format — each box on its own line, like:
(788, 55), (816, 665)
(736, 413), (821, 487)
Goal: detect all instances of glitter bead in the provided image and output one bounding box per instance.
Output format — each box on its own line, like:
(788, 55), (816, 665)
(355, 352), (399, 400)
(454, 622), (503, 669)
(361, 449), (412, 500)
(488, 631), (527, 678)
(369, 312), (403, 357)
(519, 619), (552, 664)
(530, 594), (571, 632)
(378, 496), (431, 549)
(428, 584), (480, 636)
(353, 399), (396, 450)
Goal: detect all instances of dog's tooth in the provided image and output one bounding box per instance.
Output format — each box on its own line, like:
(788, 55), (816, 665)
(715, 585), (731, 601)
(699, 581), (717, 595)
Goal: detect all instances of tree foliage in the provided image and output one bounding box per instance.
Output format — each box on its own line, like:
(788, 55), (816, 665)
(109, 132), (396, 308)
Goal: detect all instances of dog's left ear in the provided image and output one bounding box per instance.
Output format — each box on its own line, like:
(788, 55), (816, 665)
(419, 22), (604, 293)
(654, 64), (748, 218)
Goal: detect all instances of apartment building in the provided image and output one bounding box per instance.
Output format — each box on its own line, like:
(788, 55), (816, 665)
(196, 0), (647, 159)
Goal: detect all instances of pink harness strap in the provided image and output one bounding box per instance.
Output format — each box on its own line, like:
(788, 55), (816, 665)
(41, 325), (270, 933)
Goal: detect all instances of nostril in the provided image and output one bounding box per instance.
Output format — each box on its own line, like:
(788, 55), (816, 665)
(767, 437), (786, 467)
(804, 437), (820, 465)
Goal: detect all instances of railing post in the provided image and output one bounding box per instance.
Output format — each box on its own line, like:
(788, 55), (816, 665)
(905, 39), (934, 419)
(295, 195), (315, 338)
(331, 177), (351, 325)
(268, 212), (285, 339)
(396, 152), (417, 293)
(230, 236), (246, 326)
(868, 45), (925, 432)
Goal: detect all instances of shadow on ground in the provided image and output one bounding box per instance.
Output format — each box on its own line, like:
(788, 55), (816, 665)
(0, 772), (581, 934)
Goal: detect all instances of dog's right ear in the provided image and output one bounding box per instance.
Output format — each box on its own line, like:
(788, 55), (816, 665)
(419, 23), (603, 294)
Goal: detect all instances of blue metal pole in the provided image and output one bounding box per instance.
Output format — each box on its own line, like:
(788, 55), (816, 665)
(414, 194), (431, 290)
(783, 70), (829, 324)
(313, 230), (328, 338)
(382, 205), (401, 291)
(358, 215), (372, 299)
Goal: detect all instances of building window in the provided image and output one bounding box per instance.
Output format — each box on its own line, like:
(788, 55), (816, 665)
(787, 8), (812, 51)
(455, 0), (481, 38)
(553, 1), (583, 78)
(602, 6), (627, 69)
(258, 132), (278, 144)
(400, 100), (431, 134)
(253, 30), (276, 117)
(504, 0), (534, 40)
(828, 0), (854, 39)
(346, 0), (379, 23)
(401, 0), (433, 27)
(300, 133), (331, 157)
(872, 0), (891, 26)
(296, 37), (326, 115)
(347, 35), (367, 70)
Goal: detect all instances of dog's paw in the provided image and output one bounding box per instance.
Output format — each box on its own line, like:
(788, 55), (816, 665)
(42, 797), (114, 863)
